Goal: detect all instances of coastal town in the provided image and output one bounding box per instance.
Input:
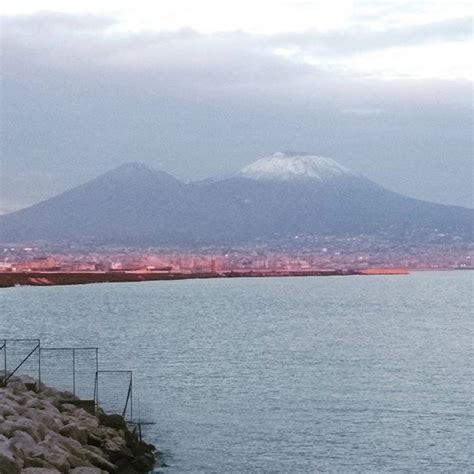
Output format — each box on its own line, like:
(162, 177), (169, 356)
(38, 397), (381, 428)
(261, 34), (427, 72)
(1, 232), (471, 276)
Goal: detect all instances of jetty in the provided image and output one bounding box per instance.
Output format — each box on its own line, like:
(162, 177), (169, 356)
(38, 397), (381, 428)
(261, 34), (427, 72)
(0, 268), (408, 288)
(0, 338), (159, 473)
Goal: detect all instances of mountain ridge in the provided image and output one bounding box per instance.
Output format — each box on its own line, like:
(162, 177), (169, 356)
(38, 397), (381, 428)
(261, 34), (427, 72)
(1, 153), (472, 245)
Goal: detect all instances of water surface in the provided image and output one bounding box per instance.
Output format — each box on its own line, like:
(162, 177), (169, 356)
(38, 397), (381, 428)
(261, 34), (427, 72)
(2, 271), (473, 472)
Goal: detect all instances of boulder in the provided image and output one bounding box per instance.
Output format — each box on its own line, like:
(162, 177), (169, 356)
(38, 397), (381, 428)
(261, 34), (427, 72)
(25, 398), (60, 415)
(132, 453), (155, 473)
(38, 388), (61, 401)
(58, 403), (77, 413)
(58, 424), (89, 445)
(21, 469), (61, 474)
(50, 435), (84, 459)
(6, 381), (27, 392)
(98, 414), (126, 431)
(0, 418), (41, 442)
(0, 402), (19, 418)
(66, 454), (94, 469)
(70, 468), (104, 474)
(24, 410), (62, 434)
(41, 451), (70, 473)
(0, 434), (22, 474)
(23, 457), (57, 469)
(82, 450), (117, 473)
(10, 431), (42, 458)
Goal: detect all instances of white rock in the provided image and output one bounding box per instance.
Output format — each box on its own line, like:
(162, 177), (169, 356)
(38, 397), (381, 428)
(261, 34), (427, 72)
(58, 424), (89, 445)
(0, 434), (22, 474)
(10, 431), (42, 458)
(0, 403), (19, 418)
(0, 418), (41, 442)
(81, 450), (116, 473)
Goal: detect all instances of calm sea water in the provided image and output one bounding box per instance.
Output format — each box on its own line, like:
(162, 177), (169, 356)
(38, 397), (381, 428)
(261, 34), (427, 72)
(2, 271), (473, 472)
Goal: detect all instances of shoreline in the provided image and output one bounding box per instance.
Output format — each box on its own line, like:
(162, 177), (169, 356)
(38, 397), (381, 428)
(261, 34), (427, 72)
(0, 268), (410, 288)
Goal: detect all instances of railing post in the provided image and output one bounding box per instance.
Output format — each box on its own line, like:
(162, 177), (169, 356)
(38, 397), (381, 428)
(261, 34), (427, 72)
(38, 340), (41, 390)
(72, 348), (76, 396)
(4, 339), (7, 384)
(130, 372), (133, 422)
(94, 371), (99, 409)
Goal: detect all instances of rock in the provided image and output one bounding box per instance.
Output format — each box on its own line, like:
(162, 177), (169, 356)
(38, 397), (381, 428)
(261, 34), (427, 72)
(21, 469), (61, 473)
(59, 391), (77, 401)
(25, 398), (60, 416)
(10, 431), (42, 458)
(6, 381), (27, 392)
(132, 454), (155, 472)
(41, 451), (70, 473)
(114, 458), (140, 474)
(0, 418), (41, 442)
(51, 435), (84, 459)
(23, 457), (57, 469)
(16, 375), (38, 391)
(103, 440), (133, 463)
(58, 425), (88, 445)
(24, 410), (62, 434)
(38, 388), (61, 401)
(98, 414), (126, 431)
(70, 468), (104, 474)
(66, 454), (94, 469)
(82, 450), (117, 473)
(72, 408), (89, 418)
(87, 432), (103, 448)
(0, 403), (19, 418)
(1, 379), (157, 473)
(83, 446), (103, 456)
(58, 403), (77, 413)
(0, 434), (22, 474)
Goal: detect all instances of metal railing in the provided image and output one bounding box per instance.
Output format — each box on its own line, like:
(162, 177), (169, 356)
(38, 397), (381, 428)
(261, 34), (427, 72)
(40, 347), (99, 399)
(0, 338), (41, 388)
(94, 370), (133, 420)
(1, 337), (136, 422)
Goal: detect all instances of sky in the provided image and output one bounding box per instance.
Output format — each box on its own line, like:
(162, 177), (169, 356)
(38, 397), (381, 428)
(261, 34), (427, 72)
(1, 0), (473, 213)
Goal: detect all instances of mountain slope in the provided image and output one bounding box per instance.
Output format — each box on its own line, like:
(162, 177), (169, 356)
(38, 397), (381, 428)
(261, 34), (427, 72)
(1, 154), (472, 244)
(1, 163), (193, 244)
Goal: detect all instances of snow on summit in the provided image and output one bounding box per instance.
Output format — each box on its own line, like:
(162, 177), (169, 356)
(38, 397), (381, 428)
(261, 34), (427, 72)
(239, 152), (353, 182)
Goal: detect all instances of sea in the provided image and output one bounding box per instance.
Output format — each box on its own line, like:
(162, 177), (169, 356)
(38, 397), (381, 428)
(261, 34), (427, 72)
(2, 271), (473, 472)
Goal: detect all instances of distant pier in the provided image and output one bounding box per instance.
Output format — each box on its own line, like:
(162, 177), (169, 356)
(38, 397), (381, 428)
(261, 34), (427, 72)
(0, 268), (409, 288)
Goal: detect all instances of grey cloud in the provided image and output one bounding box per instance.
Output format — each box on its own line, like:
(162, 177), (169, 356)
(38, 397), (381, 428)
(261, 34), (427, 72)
(3, 12), (469, 108)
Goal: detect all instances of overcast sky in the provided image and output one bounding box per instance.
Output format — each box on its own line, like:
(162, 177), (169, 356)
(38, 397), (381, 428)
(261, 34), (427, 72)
(1, 0), (473, 213)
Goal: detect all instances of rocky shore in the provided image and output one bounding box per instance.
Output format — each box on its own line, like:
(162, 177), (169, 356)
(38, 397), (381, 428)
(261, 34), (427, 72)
(0, 375), (158, 473)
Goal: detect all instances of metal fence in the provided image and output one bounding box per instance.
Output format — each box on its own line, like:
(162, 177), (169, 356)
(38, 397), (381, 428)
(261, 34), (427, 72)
(0, 338), (40, 387)
(95, 370), (133, 420)
(0, 338), (135, 422)
(40, 347), (98, 400)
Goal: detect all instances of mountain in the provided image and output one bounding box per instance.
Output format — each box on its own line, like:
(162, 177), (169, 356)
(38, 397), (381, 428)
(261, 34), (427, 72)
(0, 163), (193, 244)
(1, 153), (472, 245)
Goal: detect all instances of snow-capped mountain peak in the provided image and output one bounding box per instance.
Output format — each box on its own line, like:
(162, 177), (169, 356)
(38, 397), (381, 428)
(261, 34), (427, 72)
(238, 152), (354, 182)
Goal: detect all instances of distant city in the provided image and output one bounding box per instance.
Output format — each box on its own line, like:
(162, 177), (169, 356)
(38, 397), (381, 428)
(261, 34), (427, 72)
(2, 230), (471, 274)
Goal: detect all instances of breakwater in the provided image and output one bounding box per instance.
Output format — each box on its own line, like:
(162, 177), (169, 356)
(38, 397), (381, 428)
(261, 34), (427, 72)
(0, 375), (157, 473)
(0, 268), (408, 288)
